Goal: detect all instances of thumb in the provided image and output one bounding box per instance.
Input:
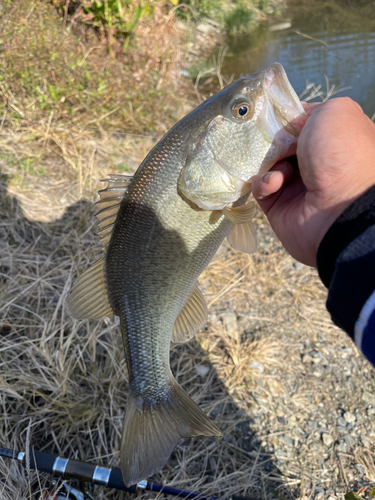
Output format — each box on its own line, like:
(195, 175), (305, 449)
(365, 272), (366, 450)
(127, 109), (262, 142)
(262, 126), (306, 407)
(251, 161), (294, 214)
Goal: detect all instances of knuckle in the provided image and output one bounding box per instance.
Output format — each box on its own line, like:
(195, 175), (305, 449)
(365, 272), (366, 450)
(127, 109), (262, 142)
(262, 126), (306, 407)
(326, 96), (362, 113)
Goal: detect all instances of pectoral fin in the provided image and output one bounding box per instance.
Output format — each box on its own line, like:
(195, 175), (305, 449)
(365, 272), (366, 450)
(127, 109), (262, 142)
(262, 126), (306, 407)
(226, 220), (258, 254)
(172, 284), (208, 343)
(222, 201), (256, 224)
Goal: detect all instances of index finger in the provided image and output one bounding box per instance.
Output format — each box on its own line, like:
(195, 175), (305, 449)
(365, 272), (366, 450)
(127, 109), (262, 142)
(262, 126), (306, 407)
(302, 102), (321, 116)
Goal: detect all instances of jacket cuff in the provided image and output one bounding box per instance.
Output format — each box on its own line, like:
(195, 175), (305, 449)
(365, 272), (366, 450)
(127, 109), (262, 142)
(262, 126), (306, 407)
(317, 185), (375, 288)
(316, 185), (375, 337)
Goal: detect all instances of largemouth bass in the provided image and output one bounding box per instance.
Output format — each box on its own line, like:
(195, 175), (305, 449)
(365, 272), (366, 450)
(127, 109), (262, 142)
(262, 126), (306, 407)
(67, 62), (305, 486)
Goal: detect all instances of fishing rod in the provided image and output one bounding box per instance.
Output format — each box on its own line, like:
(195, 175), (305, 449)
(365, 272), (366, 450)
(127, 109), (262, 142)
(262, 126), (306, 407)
(0, 447), (259, 500)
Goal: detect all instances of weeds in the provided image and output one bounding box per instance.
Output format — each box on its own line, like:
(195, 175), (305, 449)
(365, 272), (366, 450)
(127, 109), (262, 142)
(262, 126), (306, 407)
(224, 5), (255, 36)
(0, 0), (188, 136)
(175, 0), (283, 33)
(50, 0), (156, 49)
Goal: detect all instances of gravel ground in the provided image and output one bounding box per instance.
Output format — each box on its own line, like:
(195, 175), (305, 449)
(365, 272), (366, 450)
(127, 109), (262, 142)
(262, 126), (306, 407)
(200, 211), (375, 499)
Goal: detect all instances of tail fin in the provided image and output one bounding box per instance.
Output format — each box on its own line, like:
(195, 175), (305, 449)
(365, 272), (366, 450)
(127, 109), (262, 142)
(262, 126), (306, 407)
(121, 379), (221, 486)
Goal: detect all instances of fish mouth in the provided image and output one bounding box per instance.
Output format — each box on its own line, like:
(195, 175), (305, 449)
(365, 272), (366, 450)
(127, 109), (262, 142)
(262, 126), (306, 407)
(263, 62), (307, 137)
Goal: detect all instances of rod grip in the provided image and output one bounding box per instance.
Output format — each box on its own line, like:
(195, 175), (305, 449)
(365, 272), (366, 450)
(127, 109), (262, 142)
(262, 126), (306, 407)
(21, 449), (135, 493)
(108, 468), (137, 493)
(22, 450), (57, 474)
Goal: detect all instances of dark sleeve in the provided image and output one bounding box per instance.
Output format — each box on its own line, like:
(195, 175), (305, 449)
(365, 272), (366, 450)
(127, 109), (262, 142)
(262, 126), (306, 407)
(316, 185), (375, 365)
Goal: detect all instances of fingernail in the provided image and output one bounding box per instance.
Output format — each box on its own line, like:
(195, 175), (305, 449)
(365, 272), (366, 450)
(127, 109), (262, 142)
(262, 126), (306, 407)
(262, 171), (276, 183)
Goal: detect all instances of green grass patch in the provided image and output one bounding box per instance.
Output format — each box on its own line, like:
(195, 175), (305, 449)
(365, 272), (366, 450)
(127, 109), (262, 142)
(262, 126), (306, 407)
(0, 0), (188, 135)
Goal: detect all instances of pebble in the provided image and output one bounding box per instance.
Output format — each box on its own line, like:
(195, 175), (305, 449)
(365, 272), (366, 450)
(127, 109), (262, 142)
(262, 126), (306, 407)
(293, 261), (305, 271)
(302, 353), (313, 363)
(362, 389), (375, 406)
(222, 311), (239, 339)
(337, 417), (346, 427)
(337, 442), (347, 453)
(195, 22), (217, 34)
(344, 434), (355, 448)
(249, 360), (264, 374)
(322, 433), (334, 447)
(343, 411), (356, 424)
(195, 365), (210, 377)
(282, 435), (294, 447)
(308, 420), (318, 431)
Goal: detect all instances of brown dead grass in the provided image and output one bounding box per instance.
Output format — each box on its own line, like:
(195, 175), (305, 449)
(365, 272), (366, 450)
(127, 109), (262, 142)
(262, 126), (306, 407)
(0, 122), (319, 499)
(1, 98), (374, 497)
(1, 16), (375, 495)
(0, 145), (346, 500)
(0, 0), (192, 136)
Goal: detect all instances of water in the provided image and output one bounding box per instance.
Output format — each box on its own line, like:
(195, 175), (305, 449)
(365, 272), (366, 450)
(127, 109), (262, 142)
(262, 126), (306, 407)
(220, 4), (375, 117)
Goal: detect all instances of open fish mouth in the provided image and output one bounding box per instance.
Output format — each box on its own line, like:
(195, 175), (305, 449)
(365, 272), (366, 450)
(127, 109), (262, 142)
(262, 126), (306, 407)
(263, 62), (307, 136)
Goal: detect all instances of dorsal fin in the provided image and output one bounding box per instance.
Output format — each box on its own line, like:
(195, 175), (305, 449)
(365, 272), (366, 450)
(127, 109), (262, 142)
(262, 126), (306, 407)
(67, 175), (132, 320)
(172, 284), (208, 343)
(95, 174), (132, 249)
(66, 256), (114, 319)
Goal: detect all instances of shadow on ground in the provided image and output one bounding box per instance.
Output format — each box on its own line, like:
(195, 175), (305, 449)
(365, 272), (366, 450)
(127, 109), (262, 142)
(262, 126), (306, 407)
(0, 172), (292, 500)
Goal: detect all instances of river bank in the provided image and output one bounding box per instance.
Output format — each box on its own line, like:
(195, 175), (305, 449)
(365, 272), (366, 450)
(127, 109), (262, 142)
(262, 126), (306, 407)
(0, 0), (287, 201)
(1, 2), (375, 499)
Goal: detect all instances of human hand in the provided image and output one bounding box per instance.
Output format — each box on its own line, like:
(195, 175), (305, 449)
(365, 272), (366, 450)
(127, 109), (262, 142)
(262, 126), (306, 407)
(251, 97), (375, 267)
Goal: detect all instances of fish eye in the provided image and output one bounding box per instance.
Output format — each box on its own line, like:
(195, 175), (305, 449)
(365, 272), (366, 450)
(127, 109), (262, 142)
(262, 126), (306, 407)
(231, 100), (253, 120)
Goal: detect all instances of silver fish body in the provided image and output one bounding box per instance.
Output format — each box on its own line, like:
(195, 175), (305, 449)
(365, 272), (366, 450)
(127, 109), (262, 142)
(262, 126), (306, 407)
(67, 62), (306, 486)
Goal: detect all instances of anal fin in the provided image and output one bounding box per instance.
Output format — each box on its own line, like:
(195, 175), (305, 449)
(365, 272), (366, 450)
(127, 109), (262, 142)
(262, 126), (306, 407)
(172, 284), (208, 343)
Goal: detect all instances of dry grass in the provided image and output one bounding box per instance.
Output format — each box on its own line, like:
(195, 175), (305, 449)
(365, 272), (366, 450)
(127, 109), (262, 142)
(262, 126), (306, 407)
(1, 12), (375, 495)
(1, 136), (370, 499)
(0, 0), (191, 136)
(1, 88), (375, 497)
(0, 118), (160, 219)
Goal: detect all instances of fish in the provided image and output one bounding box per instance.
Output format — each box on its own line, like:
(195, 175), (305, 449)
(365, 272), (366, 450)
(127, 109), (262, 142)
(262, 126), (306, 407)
(67, 62), (306, 487)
